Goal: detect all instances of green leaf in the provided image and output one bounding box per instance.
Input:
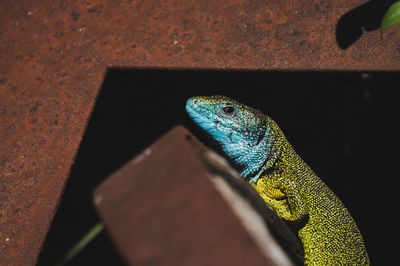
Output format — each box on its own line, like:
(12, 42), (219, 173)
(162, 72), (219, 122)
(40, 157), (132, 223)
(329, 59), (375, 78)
(381, 1), (400, 35)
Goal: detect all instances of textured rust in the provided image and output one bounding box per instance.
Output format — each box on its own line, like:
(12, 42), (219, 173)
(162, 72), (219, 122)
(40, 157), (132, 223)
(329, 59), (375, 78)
(94, 126), (276, 265)
(0, 0), (399, 264)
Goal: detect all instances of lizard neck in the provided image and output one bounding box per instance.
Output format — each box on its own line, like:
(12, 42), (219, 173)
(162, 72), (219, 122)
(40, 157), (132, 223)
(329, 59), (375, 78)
(245, 117), (284, 182)
(236, 124), (274, 178)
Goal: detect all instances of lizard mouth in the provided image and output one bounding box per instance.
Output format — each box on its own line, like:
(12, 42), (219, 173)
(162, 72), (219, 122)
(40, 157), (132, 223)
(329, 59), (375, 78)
(187, 101), (267, 149)
(186, 103), (242, 142)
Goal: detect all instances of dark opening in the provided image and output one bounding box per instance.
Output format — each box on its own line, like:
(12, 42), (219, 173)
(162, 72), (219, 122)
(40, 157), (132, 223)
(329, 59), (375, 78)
(38, 69), (398, 265)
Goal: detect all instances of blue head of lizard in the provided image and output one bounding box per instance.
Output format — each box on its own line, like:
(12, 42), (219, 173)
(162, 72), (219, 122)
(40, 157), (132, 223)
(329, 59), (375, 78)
(186, 95), (273, 182)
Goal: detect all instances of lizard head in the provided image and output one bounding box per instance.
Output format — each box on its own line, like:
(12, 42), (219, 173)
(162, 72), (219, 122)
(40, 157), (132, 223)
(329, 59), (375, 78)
(186, 95), (273, 179)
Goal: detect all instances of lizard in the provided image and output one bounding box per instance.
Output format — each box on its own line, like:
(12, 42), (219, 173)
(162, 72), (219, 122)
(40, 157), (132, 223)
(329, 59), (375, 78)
(185, 95), (369, 265)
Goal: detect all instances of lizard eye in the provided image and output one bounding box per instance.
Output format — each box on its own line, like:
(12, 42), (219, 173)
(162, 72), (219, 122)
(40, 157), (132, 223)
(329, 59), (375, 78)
(221, 106), (237, 116)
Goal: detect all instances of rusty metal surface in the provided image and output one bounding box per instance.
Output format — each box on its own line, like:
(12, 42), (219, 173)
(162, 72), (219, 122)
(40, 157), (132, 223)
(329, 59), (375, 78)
(93, 126), (276, 265)
(0, 0), (399, 264)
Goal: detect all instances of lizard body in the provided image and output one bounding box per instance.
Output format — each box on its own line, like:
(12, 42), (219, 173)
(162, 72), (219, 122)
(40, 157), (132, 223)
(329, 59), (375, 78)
(186, 95), (369, 265)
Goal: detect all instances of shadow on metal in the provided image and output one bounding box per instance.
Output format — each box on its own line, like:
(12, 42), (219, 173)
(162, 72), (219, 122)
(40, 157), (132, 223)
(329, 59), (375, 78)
(336, 0), (394, 49)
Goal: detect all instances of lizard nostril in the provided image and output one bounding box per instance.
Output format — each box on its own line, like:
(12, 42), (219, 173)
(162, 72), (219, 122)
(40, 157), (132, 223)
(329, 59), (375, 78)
(192, 99), (199, 106)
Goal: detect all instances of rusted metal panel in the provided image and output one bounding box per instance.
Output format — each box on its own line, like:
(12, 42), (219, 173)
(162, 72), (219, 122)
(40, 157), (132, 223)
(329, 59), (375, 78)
(93, 126), (287, 265)
(0, 0), (398, 264)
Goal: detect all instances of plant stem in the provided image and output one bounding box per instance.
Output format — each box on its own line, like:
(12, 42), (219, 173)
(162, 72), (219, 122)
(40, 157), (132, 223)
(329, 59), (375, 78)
(56, 222), (104, 266)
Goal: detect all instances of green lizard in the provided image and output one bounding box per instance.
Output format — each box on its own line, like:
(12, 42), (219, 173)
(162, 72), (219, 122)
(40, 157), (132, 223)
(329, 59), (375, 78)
(186, 95), (369, 265)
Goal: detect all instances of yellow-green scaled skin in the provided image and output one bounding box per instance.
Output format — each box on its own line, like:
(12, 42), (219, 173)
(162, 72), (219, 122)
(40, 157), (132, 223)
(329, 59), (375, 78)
(186, 96), (369, 265)
(254, 117), (369, 265)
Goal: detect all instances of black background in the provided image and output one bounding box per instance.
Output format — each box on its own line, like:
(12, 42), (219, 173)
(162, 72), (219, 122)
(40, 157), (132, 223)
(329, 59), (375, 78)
(38, 70), (398, 265)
